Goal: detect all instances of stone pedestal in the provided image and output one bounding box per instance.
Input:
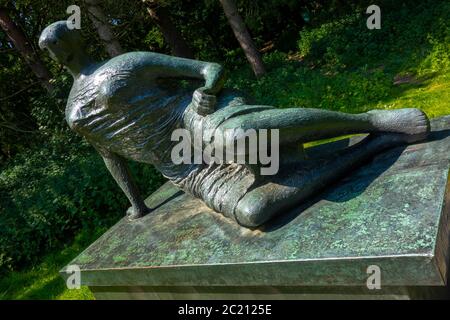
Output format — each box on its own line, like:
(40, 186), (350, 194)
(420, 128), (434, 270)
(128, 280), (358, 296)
(61, 116), (450, 299)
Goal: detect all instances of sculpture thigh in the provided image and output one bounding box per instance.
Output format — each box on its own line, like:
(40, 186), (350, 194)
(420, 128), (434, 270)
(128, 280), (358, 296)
(209, 106), (373, 147)
(231, 134), (401, 227)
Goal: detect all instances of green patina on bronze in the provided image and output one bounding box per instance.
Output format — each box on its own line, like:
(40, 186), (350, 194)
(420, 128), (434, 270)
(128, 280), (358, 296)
(40, 21), (432, 228)
(63, 117), (450, 287)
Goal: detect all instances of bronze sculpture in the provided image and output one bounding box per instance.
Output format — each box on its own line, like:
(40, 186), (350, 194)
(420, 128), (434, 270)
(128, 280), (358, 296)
(39, 21), (430, 228)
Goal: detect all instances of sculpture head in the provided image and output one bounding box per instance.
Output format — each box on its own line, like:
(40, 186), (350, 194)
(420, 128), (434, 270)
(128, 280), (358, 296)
(39, 21), (90, 75)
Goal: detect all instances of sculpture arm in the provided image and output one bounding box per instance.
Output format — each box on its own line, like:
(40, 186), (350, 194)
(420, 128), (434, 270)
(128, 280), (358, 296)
(96, 146), (150, 219)
(151, 53), (226, 94)
(149, 53), (226, 115)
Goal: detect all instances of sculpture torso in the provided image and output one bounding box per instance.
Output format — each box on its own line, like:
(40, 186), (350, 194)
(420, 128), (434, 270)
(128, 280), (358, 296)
(66, 52), (199, 181)
(65, 52), (259, 218)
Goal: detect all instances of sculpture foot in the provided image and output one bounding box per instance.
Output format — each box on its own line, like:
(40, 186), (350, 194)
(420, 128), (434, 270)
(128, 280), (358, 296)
(368, 108), (430, 138)
(234, 201), (268, 228)
(126, 206), (151, 221)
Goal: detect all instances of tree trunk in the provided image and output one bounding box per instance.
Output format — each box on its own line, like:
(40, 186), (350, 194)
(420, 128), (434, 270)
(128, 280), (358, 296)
(219, 0), (266, 78)
(0, 7), (53, 93)
(85, 0), (123, 57)
(142, 0), (193, 58)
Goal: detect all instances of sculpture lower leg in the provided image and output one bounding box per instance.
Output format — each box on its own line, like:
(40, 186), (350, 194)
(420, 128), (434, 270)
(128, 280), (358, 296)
(234, 132), (424, 228)
(217, 107), (430, 145)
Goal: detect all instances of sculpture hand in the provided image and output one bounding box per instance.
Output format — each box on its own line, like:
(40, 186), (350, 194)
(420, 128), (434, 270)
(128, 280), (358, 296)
(192, 87), (217, 116)
(126, 205), (152, 220)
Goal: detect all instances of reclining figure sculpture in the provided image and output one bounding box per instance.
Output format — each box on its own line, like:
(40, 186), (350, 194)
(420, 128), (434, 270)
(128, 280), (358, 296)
(39, 21), (430, 228)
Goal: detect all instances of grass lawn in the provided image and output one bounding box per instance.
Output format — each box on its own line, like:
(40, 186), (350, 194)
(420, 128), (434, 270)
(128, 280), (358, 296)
(0, 231), (99, 300)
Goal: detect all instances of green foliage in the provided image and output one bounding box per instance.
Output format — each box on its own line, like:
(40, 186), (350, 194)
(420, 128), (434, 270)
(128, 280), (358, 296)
(297, 0), (450, 73)
(229, 53), (392, 112)
(143, 27), (165, 52)
(0, 133), (164, 273)
(228, 0), (450, 117)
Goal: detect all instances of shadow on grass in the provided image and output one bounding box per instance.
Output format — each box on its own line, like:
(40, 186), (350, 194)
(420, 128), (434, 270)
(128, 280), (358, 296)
(0, 269), (65, 300)
(0, 228), (102, 300)
(18, 276), (65, 300)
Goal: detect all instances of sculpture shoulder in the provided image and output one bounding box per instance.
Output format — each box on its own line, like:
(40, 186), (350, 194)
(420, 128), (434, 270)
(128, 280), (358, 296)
(65, 77), (123, 128)
(65, 68), (114, 130)
(66, 56), (151, 106)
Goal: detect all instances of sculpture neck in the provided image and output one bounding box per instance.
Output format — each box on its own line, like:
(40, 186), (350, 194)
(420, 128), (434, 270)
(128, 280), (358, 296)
(66, 52), (96, 78)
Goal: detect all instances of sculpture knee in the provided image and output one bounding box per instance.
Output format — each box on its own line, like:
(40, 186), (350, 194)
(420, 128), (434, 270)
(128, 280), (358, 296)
(234, 196), (273, 228)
